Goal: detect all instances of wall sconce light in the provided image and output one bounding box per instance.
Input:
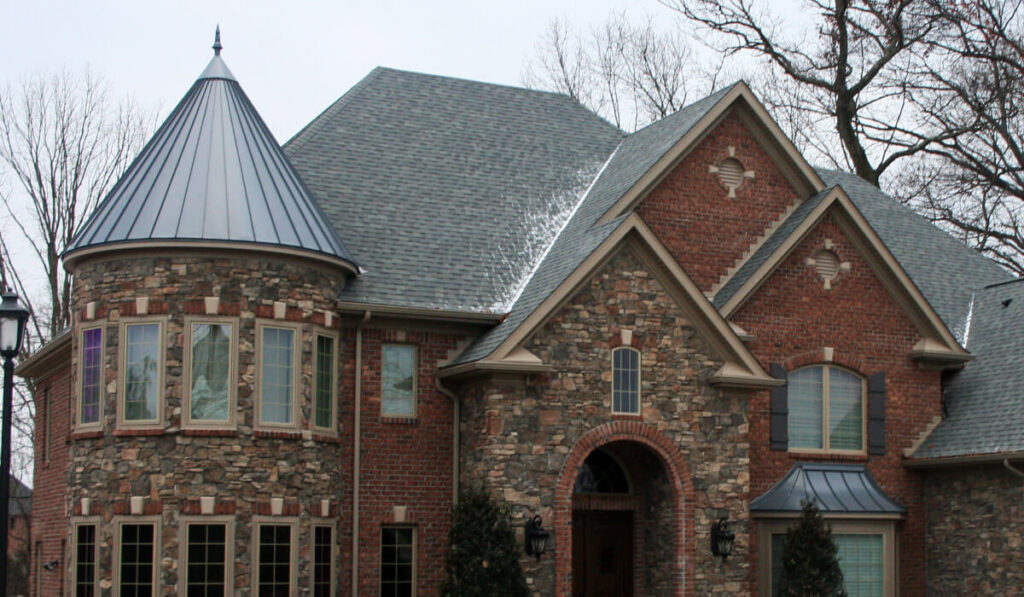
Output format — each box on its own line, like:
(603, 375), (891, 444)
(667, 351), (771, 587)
(711, 517), (735, 559)
(42, 560), (60, 571)
(524, 515), (550, 560)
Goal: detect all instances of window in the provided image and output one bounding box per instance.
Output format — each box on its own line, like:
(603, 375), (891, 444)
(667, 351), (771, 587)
(311, 524), (334, 597)
(181, 518), (233, 597)
(120, 321), (164, 426)
(381, 527), (415, 597)
(252, 519), (296, 597)
(788, 365), (865, 452)
(257, 323), (299, 428)
(42, 388), (51, 462)
(73, 522), (98, 597)
(184, 319), (237, 427)
(80, 326), (103, 426)
(381, 344), (416, 417)
(611, 347), (640, 414)
(113, 517), (160, 597)
(573, 449), (631, 494)
(761, 520), (895, 597)
(314, 333), (338, 432)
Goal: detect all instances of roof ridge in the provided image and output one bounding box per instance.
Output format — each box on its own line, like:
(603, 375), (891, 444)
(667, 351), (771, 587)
(283, 67), (387, 153)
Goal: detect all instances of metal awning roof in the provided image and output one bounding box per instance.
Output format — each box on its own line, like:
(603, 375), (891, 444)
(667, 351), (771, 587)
(65, 29), (357, 272)
(750, 462), (906, 516)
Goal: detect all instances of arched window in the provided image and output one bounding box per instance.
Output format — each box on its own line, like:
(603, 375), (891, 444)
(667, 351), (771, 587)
(788, 365), (865, 452)
(573, 449), (630, 494)
(612, 347), (640, 414)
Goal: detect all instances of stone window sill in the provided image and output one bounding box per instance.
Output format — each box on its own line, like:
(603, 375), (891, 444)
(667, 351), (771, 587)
(70, 430), (105, 440)
(380, 417), (418, 426)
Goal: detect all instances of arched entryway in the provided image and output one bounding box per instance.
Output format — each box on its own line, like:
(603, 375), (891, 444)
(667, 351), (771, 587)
(556, 423), (694, 597)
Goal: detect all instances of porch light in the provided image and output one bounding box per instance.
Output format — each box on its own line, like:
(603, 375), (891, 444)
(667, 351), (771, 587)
(0, 293), (30, 359)
(711, 517), (735, 559)
(525, 515), (550, 560)
(0, 292), (30, 594)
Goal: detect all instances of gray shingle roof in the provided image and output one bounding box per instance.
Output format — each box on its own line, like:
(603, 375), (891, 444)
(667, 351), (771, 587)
(8, 475), (31, 517)
(751, 463), (905, 515)
(284, 67), (624, 313)
(913, 280), (1024, 459)
(67, 52), (355, 268)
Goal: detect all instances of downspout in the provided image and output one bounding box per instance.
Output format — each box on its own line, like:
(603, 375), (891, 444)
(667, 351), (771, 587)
(436, 376), (460, 505)
(1005, 459), (1024, 480)
(352, 310), (370, 597)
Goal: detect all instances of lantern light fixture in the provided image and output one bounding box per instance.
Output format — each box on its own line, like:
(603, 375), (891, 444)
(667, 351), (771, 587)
(711, 517), (735, 559)
(525, 515), (550, 560)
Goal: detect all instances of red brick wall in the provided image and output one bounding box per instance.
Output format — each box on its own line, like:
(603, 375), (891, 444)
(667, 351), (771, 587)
(347, 326), (465, 596)
(29, 361), (71, 597)
(732, 213), (941, 596)
(637, 109), (802, 292)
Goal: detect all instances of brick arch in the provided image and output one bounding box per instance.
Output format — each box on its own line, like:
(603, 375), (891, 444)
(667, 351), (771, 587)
(554, 421), (696, 596)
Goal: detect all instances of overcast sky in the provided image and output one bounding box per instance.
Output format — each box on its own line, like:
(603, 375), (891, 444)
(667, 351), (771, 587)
(2, 0), (681, 140)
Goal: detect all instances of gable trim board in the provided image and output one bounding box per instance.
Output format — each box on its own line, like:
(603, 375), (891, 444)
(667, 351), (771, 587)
(713, 186), (971, 366)
(439, 213), (780, 390)
(596, 81), (825, 226)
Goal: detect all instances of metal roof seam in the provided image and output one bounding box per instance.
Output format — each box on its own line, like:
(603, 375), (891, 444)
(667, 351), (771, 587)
(167, 80), (216, 240)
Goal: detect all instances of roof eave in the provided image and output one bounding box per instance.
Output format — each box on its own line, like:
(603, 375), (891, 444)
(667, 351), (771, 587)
(14, 329), (72, 378)
(904, 450), (1024, 468)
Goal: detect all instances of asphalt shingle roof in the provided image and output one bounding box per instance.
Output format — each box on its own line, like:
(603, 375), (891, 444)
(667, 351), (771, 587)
(913, 280), (1024, 459)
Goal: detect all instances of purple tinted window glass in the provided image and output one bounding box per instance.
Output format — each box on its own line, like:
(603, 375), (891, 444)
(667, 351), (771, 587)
(81, 328), (102, 424)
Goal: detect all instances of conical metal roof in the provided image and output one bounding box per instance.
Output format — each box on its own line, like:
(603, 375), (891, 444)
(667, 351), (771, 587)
(65, 30), (357, 274)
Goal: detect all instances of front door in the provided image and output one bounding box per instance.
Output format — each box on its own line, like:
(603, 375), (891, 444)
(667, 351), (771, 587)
(572, 511), (634, 597)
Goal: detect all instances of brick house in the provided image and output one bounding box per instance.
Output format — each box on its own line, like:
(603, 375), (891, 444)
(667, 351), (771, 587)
(16, 33), (1024, 596)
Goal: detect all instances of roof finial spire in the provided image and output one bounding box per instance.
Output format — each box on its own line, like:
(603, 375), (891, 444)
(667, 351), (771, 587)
(213, 25), (223, 56)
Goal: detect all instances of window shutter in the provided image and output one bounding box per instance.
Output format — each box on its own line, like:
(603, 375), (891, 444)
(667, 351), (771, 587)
(868, 371), (886, 455)
(770, 363), (788, 451)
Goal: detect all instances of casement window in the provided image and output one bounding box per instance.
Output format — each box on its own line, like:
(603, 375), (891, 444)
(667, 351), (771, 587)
(381, 527), (415, 597)
(311, 524), (335, 597)
(611, 347), (640, 414)
(183, 318), (237, 428)
(180, 517), (234, 597)
(768, 364), (888, 455)
(113, 517), (160, 597)
(72, 519), (98, 597)
(313, 332), (338, 432)
(252, 518), (297, 597)
(761, 520), (896, 597)
(119, 320), (165, 427)
(381, 344), (416, 418)
(256, 323), (300, 428)
(79, 326), (104, 427)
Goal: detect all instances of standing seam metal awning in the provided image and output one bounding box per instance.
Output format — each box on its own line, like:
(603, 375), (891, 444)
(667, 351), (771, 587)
(750, 463), (906, 516)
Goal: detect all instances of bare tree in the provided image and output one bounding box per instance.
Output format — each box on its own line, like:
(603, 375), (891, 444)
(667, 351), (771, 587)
(523, 14), (720, 130)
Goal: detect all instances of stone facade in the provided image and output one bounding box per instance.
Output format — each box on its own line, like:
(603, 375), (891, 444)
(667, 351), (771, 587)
(459, 247), (750, 596)
(924, 465), (1024, 595)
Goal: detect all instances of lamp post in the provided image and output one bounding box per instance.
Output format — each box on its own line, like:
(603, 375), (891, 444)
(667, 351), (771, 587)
(0, 292), (30, 593)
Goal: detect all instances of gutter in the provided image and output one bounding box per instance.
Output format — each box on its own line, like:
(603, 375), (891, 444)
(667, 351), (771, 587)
(335, 302), (502, 325)
(351, 310), (370, 597)
(1005, 459), (1024, 481)
(904, 450), (1024, 468)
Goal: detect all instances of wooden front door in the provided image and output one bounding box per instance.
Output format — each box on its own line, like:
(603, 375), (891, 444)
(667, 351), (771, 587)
(572, 511), (634, 597)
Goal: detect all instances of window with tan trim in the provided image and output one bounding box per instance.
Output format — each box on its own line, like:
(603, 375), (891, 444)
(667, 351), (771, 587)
(183, 317), (238, 428)
(381, 344), (416, 418)
(759, 519), (897, 597)
(118, 319), (166, 428)
(256, 321), (301, 429)
(313, 331), (339, 433)
(381, 526), (415, 597)
(788, 365), (866, 454)
(251, 517), (298, 596)
(311, 522), (336, 597)
(179, 516), (234, 597)
(112, 515), (161, 597)
(611, 347), (640, 414)
(78, 325), (104, 429)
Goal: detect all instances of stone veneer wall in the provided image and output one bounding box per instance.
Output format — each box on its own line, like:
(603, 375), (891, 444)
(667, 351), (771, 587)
(66, 252), (351, 595)
(924, 464), (1024, 595)
(458, 248), (751, 596)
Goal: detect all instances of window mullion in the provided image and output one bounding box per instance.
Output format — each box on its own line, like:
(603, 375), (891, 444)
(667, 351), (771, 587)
(823, 366), (830, 450)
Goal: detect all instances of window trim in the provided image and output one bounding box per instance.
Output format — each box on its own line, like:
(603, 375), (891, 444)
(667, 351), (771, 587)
(177, 515), (235, 597)
(610, 346), (641, 415)
(758, 518), (897, 597)
(76, 324), (105, 430)
(111, 515), (162, 597)
(42, 387), (51, 462)
(312, 330), (340, 434)
(117, 318), (167, 429)
(787, 364), (867, 455)
(251, 516), (299, 596)
(255, 321), (302, 430)
(182, 317), (239, 430)
(380, 525), (417, 597)
(381, 343), (418, 419)
(309, 520), (337, 597)
(70, 517), (100, 597)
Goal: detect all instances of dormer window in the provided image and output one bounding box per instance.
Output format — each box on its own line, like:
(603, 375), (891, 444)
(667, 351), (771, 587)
(612, 347), (640, 415)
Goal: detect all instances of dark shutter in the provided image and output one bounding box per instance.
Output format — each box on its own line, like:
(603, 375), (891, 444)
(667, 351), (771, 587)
(770, 363), (788, 451)
(867, 371), (886, 455)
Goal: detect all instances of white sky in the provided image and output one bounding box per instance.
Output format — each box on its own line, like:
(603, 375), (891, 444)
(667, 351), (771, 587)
(2, 0), (677, 141)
